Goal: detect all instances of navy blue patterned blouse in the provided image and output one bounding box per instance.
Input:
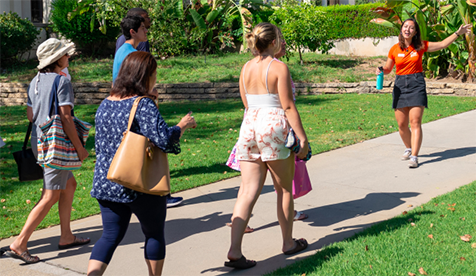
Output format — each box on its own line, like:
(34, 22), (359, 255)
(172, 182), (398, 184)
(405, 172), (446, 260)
(91, 96), (181, 203)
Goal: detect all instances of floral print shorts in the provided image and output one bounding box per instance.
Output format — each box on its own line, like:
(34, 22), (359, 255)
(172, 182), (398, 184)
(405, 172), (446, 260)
(236, 108), (291, 162)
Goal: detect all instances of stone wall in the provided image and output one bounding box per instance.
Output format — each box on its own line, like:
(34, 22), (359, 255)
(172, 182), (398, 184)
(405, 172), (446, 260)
(1, 81), (475, 106)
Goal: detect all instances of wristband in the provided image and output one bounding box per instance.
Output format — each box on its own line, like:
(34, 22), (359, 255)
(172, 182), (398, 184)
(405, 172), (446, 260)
(455, 32), (461, 36)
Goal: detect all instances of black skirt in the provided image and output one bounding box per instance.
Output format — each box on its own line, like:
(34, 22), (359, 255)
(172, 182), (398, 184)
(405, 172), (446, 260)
(392, 72), (427, 109)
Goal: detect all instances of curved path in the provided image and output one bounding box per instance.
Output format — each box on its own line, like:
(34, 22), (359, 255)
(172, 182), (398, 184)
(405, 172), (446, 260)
(1, 110), (475, 276)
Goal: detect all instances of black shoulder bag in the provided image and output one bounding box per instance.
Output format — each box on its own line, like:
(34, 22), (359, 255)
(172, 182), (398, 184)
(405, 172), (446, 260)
(12, 122), (44, 181)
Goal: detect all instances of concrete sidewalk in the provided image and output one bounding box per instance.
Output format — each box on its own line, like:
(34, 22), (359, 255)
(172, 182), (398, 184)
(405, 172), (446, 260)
(1, 110), (475, 276)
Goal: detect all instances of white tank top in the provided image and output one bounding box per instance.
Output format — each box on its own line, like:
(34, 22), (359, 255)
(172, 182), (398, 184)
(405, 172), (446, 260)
(243, 59), (282, 109)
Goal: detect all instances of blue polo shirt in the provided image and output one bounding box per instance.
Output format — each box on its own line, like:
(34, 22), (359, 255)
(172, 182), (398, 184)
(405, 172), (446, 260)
(112, 43), (136, 83)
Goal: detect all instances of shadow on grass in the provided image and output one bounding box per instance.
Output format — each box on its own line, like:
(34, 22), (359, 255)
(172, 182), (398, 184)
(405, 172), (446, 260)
(418, 147), (476, 166)
(292, 59), (362, 69)
(264, 211), (434, 276)
(0, 191), (431, 274)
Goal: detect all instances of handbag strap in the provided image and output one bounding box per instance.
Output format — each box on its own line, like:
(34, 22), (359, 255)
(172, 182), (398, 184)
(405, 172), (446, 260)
(47, 75), (63, 117)
(126, 96), (148, 131)
(22, 122), (33, 151)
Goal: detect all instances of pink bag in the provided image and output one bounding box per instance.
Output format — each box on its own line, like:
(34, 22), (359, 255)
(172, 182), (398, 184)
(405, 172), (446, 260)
(226, 144), (241, 171)
(292, 157), (312, 199)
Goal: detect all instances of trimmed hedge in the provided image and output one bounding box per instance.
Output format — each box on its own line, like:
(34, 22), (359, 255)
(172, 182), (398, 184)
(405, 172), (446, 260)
(316, 3), (398, 40)
(252, 3), (397, 41)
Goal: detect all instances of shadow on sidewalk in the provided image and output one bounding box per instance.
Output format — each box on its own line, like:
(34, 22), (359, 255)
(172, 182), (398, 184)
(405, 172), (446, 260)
(254, 192), (419, 232)
(3, 211), (238, 262)
(181, 185), (275, 206)
(418, 147), (476, 166)
(202, 211), (433, 275)
(0, 192), (418, 265)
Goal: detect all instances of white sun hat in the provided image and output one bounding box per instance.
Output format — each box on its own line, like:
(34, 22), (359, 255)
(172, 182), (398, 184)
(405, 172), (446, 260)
(37, 38), (75, 70)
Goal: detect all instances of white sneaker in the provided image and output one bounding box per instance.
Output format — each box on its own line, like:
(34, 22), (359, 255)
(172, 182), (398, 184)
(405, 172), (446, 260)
(408, 156), (419, 168)
(401, 149), (412, 160)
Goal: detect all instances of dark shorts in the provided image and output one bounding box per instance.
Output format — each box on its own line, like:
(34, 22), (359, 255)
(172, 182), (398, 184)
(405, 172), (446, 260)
(393, 72), (427, 109)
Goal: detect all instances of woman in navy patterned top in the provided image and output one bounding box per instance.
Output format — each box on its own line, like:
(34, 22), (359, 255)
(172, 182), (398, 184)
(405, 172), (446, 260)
(87, 52), (196, 276)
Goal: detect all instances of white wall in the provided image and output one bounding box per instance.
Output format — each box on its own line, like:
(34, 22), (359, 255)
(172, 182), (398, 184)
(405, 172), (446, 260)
(42, 0), (52, 24)
(0, 0), (31, 20)
(328, 36), (399, 57)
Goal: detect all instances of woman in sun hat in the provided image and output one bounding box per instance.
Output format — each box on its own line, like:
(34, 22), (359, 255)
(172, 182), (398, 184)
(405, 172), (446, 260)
(378, 19), (472, 169)
(5, 38), (90, 264)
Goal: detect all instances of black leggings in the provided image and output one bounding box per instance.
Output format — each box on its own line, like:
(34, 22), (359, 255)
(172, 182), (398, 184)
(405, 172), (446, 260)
(90, 194), (167, 264)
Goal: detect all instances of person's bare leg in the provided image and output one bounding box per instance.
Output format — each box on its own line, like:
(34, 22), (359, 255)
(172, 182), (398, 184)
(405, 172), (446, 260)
(409, 106), (424, 156)
(87, 260), (108, 276)
(227, 159), (267, 260)
(230, 182), (244, 222)
(145, 259), (164, 276)
(395, 107), (411, 149)
(267, 153), (295, 252)
(58, 176), (78, 245)
(10, 189), (60, 254)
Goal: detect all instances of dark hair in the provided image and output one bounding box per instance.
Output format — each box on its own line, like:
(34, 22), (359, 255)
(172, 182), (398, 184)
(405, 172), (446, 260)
(399, 18), (424, 52)
(126, 8), (148, 17)
(120, 15), (144, 40)
(39, 60), (60, 73)
(110, 51), (157, 99)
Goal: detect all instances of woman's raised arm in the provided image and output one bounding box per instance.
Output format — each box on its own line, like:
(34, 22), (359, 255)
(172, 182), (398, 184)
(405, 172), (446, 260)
(427, 24), (472, 52)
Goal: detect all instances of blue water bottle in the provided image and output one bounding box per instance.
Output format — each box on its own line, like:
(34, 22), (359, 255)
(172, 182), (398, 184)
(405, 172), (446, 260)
(376, 66), (384, 90)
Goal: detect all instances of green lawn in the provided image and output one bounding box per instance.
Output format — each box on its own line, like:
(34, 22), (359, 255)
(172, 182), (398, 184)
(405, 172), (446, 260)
(0, 52), (389, 84)
(1, 94), (475, 238)
(268, 180), (476, 276)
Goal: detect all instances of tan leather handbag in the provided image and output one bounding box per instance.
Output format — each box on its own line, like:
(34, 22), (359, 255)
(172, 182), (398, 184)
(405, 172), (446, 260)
(107, 96), (170, 196)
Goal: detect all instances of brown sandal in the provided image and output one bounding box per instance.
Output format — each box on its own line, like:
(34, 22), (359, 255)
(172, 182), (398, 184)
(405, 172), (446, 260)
(283, 238), (308, 255)
(5, 249), (40, 264)
(58, 236), (90, 250)
(225, 255), (257, 269)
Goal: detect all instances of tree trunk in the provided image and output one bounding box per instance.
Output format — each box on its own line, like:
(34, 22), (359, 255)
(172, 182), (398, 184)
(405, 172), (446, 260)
(299, 47), (303, 66)
(465, 31), (475, 83)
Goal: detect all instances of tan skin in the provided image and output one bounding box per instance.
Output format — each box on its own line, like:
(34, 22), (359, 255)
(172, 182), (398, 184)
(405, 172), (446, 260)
(228, 39), (308, 262)
(114, 22), (160, 99)
(11, 53), (90, 261)
(231, 39), (306, 231)
(378, 21), (472, 157)
(87, 70), (196, 276)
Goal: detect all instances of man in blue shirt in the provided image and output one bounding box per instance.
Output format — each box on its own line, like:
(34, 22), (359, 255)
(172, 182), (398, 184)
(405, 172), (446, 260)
(113, 12), (185, 208)
(115, 8), (151, 54)
(112, 15), (148, 83)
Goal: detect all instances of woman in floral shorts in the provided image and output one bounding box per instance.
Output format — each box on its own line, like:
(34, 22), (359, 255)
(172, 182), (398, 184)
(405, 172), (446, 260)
(226, 39), (308, 231)
(225, 23), (310, 269)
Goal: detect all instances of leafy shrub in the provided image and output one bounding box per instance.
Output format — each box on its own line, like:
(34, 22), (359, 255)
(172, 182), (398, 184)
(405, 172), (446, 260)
(50, 0), (119, 55)
(271, 4), (334, 64)
(69, 0), (202, 57)
(0, 12), (39, 64)
(150, 0), (202, 57)
(318, 3), (398, 40)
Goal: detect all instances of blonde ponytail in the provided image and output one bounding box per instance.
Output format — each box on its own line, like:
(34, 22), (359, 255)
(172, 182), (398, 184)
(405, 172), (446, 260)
(247, 23), (281, 55)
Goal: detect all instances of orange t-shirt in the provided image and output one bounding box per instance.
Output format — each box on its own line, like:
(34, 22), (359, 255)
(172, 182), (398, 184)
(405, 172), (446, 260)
(388, 41), (429, 75)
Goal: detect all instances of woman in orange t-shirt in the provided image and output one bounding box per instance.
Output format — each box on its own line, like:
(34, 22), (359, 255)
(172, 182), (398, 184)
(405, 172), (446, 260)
(377, 18), (472, 168)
